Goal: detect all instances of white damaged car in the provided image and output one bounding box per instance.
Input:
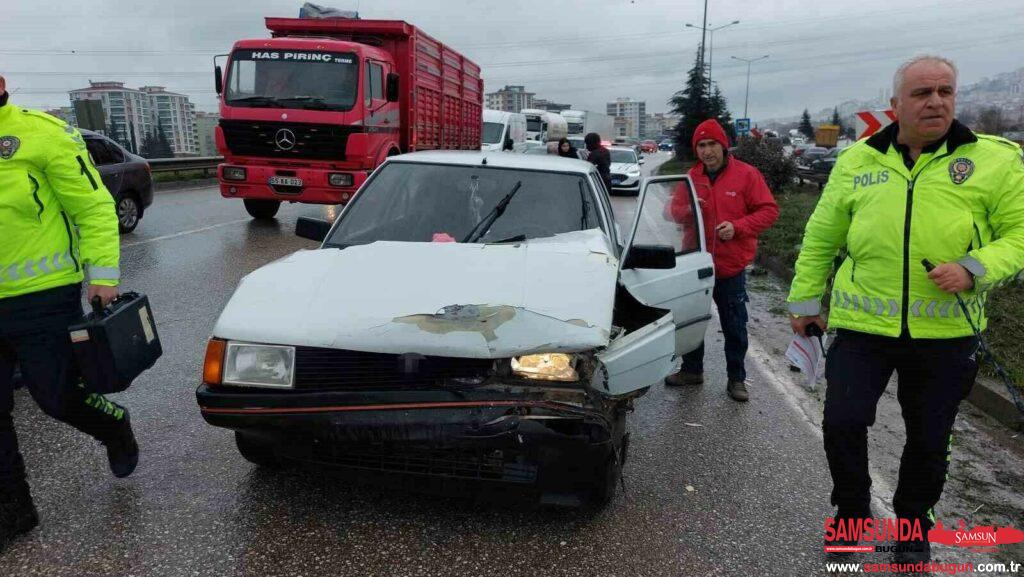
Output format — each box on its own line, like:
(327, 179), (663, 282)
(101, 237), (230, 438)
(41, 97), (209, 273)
(196, 152), (713, 506)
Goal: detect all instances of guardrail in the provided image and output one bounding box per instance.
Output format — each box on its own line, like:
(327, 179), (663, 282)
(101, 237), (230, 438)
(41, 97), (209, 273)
(147, 156), (223, 179)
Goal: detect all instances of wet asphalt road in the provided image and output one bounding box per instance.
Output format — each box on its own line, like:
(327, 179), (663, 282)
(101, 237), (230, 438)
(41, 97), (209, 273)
(2, 153), (839, 576)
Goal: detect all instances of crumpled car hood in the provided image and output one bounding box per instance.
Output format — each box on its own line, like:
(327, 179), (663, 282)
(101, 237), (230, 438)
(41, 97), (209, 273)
(213, 229), (620, 358)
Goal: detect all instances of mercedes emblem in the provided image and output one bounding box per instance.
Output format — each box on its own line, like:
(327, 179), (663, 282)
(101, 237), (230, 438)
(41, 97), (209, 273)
(275, 128), (296, 151)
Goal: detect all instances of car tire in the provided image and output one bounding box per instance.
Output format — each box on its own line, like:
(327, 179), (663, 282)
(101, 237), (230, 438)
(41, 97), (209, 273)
(243, 199), (281, 220)
(235, 432), (284, 468)
(116, 193), (143, 233)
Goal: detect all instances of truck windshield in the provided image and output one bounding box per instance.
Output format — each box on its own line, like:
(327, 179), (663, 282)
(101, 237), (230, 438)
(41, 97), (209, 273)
(324, 163), (600, 246)
(481, 122), (505, 145)
(526, 118), (542, 132)
(225, 49), (358, 111)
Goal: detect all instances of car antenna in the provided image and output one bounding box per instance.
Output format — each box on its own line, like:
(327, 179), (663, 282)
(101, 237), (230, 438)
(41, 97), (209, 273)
(481, 157), (488, 165)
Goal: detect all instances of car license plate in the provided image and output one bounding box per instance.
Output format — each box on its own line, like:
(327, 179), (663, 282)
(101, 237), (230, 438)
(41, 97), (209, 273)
(268, 176), (303, 187)
(611, 177), (624, 185)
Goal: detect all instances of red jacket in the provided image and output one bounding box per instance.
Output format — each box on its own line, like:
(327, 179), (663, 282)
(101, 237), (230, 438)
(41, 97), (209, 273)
(670, 157), (779, 279)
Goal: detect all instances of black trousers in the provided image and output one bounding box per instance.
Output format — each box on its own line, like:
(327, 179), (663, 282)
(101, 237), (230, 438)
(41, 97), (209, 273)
(822, 329), (978, 527)
(0, 284), (125, 485)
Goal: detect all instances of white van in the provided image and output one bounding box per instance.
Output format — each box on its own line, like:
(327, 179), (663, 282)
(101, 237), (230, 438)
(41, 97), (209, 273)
(481, 109), (528, 152)
(521, 109), (569, 143)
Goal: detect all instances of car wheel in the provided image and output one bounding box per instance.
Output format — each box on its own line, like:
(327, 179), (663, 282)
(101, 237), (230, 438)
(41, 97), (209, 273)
(243, 199), (281, 220)
(234, 432), (285, 468)
(116, 193), (142, 233)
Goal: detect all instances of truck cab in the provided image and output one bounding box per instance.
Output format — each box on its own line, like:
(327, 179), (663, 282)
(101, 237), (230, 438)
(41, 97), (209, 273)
(216, 18), (482, 220)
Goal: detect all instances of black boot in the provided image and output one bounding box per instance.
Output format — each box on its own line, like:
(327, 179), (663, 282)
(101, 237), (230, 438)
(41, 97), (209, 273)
(104, 410), (139, 478)
(0, 480), (39, 553)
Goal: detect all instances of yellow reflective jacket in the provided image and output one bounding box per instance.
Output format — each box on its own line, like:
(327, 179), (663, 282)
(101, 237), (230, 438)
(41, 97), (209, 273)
(0, 95), (119, 299)
(788, 120), (1024, 338)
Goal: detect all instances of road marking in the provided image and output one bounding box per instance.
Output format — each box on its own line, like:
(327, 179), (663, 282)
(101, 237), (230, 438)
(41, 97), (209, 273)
(121, 218), (252, 248)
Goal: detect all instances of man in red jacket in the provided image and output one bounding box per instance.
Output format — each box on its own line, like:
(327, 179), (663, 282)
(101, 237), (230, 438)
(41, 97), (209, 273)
(665, 119), (779, 401)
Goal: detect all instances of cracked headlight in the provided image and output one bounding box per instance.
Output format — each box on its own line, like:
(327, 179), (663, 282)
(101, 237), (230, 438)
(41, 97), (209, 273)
(222, 342), (295, 388)
(511, 353), (579, 382)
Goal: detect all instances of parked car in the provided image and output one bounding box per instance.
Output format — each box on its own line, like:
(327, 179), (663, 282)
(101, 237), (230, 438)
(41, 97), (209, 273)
(80, 129), (153, 233)
(658, 140), (674, 151)
(196, 152), (715, 506)
(608, 146), (643, 196)
(797, 146), (831, 168)
(640, 140), (658, 154)
(807, 148), (839, 174)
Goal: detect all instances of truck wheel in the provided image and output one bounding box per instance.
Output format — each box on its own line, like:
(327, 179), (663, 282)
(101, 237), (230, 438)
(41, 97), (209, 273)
(243, 199), (281, 220)
(235, 432), (284, 468)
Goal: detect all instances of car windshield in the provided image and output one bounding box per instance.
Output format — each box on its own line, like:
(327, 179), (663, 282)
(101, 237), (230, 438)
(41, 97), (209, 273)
(324, 163), (600, 246)
(482, 122), (505, 144)
(610, 149), (637, 164)
(225, 49), (358, 111)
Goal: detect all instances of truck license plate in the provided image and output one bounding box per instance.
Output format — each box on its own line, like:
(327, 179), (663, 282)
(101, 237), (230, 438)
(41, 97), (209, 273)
(268, 176), (303, 187)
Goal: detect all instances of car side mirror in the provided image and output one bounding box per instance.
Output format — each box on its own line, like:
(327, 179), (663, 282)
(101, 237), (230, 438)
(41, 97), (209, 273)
(622, 244), (676, 269)
(386, 73), (400, 102)
(503, 137), (514, 151)
(295, 216), (332, 242)
(214, 65), (223, 95)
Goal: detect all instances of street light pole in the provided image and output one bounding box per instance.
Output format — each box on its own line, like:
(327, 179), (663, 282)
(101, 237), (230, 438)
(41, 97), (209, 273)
(686, 20), (740, 89)
(731, 54), (769, 119)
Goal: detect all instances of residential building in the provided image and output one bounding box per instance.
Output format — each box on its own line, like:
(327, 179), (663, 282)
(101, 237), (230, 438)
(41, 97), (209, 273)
(195, 111), (220, 157)
(485, 85), (535, 113)
(646, 113), (680, 139)
(613, 116), (636, 140)
(69, 82), (151, 154)
(607, 97), (646, 140)
(533, 98), (571, 114)
(141, 86), (199, 156)
(68, 81), (200, 157)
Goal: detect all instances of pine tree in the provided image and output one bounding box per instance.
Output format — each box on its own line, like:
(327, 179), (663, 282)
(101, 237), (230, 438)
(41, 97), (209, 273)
(830, 107), (844, 134)
(710, 85), (735, 143)
(799, 109), (815, 139)
(155, 120), (174, 158)
(669, 48), (712, 160)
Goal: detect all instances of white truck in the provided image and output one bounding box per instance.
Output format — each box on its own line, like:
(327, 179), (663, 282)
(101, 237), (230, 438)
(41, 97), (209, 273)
(561, 110), (614, 141)
(521, 109), (569, 143)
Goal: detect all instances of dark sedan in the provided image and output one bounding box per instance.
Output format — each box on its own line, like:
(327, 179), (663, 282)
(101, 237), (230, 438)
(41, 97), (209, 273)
(81, 130), (153, 233)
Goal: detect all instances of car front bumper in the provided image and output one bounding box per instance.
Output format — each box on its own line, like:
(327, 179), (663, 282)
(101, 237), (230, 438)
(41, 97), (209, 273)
(196, 384), (619, 492)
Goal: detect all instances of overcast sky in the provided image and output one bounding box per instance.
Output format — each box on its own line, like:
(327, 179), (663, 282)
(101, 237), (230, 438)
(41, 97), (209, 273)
(4, 0), (1023, 121)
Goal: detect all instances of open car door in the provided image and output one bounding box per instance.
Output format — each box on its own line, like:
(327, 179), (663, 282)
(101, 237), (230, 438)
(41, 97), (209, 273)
(593, 175), (714, 397)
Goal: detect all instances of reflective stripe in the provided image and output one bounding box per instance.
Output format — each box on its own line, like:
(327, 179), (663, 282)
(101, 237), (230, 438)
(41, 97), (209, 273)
(939, 301), (952, 318)
(788, 299), (821, 316)
(851, 294), (860, 311)
(887, 299), (899, 317)
(842, 292), (852, 309)
(22, 259), (36, 278)
(910, 300), (923, 317)
(84, 265), (120, 282)
(873, 297), (885, 316)
(925, 301), (937, 318)
(0, 251), (80, 284)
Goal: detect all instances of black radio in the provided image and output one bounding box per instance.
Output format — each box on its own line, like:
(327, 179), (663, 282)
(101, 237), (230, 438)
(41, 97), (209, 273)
(68, 292), (162, 394)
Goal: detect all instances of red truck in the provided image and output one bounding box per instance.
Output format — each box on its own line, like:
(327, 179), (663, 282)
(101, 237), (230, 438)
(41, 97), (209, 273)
(214, 17), (483, 219)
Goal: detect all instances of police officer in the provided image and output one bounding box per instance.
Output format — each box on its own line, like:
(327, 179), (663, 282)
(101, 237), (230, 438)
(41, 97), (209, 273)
(788, 56), (1024, 563)
(0, 76), (139, 552)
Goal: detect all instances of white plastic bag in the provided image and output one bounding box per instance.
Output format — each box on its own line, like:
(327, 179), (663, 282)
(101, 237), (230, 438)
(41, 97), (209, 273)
(785, 332), (827, 391)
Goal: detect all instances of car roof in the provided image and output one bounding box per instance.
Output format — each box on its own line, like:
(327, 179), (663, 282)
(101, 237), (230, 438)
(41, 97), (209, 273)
(390, 150), (595, 174)
(608, 146), (637, 153)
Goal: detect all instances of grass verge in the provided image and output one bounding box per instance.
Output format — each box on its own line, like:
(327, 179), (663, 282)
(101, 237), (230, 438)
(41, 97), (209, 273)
(152, 169), (215, 183)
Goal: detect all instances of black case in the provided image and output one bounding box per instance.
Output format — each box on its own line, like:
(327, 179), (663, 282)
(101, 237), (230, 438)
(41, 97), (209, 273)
(68, 292), (162, 394)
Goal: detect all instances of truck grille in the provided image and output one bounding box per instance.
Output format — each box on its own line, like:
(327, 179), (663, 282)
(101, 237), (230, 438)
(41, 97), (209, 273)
(294, 346), (495, 390)
(220, 120), (359, 160)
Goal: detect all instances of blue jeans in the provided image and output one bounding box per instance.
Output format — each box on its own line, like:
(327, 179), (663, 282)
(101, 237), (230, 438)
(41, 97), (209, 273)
(681, 271), (749, 382)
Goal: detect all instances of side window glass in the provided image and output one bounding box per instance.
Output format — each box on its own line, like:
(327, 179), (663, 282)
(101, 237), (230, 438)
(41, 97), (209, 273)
(104, 140), (124, 164)
(85, 139), (111, 166)
(370, 63), (384, 100)
(633, 180), (700, 255)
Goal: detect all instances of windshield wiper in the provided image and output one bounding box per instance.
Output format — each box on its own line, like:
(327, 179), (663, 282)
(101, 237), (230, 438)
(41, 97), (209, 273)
(461, 181), (523, 244)
(277, 96), (334, 110)
(578, 179), (591, 229)
(226, 96), (284, 108)
(486, 234), (527, 244)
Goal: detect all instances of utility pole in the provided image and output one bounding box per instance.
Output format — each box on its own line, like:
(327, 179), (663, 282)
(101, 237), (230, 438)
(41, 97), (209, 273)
(731, 55), (769, 118)
(699, 0), (709, 71)
(687, 20), (740, 88)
